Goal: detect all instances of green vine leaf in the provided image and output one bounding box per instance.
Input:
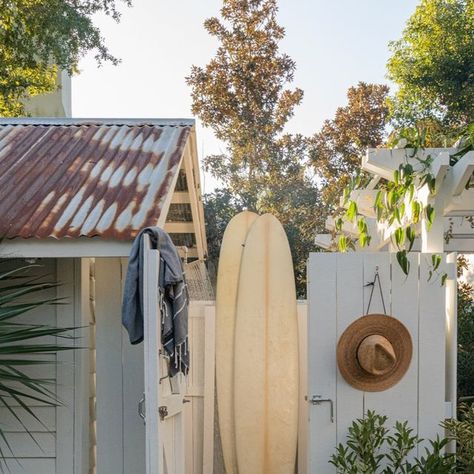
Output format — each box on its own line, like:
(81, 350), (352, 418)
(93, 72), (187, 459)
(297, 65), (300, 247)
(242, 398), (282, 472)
(425, 204), (435, 230)
(411, 201), (421, 223)
(432, 254), (441, 272)
(441, 272), (448, 286)
(338, 235), (347, 252)
(345, 200), (358, 222)
(394, 227), (405, 248)
(406, 226), (415, 251)
(396, 250), (410, 276)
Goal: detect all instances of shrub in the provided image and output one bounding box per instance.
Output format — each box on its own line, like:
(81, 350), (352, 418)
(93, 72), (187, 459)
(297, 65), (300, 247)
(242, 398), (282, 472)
(330, 410), (456, 473)
(442, 403), (474, 473)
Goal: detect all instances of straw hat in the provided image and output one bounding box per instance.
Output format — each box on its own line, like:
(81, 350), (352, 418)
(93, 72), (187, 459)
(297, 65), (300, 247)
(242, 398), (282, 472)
(337, 314), (412, 392)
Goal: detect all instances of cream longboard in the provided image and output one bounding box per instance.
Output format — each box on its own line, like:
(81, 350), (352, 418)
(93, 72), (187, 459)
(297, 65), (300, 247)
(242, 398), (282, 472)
(234, 213), (299, 474)
(216, 211), (258, 474)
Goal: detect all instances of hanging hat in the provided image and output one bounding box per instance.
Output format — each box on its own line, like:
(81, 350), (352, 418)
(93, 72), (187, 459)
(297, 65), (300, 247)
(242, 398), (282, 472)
(337, 314), (412, 392)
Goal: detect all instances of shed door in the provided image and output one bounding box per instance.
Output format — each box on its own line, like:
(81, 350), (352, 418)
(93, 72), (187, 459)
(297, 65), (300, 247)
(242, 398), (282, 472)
(143, 234), (185, 474)
(307, 252), (449, 473)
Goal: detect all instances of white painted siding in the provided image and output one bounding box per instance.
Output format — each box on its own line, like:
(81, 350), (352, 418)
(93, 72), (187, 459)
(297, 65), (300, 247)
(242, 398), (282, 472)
(0, 259), (58, 472)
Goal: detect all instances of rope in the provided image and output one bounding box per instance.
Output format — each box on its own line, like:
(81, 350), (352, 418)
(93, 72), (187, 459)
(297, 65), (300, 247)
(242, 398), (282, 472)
(365, 266), (387, 315)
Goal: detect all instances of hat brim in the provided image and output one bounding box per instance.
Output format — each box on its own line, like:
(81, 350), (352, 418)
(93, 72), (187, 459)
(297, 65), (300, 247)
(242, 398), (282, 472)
(337, 314), (412, 392)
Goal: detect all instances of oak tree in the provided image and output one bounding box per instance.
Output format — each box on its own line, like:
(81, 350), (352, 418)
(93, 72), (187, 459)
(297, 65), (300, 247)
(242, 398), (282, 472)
(0, 0), (131, 116)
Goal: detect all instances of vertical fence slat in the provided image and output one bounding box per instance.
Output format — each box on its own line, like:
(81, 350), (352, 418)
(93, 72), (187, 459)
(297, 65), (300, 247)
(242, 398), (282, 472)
(363, 253), (419, 466)
(202, 305), (215, 474)
(418, 254), (446, 451)
(364, 253), (418, 424)
(308, 253), (337, 472)
(297, 302), (308, 474)
(336, 253), (364, 445)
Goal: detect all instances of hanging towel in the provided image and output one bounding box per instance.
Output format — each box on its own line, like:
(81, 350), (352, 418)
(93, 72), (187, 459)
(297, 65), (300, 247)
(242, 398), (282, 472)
(122, 227), (189, 376)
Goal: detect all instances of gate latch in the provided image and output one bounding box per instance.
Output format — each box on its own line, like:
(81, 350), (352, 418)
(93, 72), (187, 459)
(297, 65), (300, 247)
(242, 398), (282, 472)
(138, 394), (146, 424)
(159, 405), (168, 421)
(307, 395), (334, 423)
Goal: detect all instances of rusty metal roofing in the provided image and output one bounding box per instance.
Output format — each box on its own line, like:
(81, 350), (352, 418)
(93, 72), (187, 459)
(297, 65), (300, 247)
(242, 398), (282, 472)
(0, 119), (194, 240)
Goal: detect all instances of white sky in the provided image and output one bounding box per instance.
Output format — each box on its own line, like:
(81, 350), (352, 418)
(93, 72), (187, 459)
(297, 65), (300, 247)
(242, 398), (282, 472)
(72, 0), (419, 193)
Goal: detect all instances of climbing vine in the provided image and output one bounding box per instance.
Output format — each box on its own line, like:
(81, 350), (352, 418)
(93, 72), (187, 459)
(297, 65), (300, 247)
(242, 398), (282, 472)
(331, 123), (474, 284)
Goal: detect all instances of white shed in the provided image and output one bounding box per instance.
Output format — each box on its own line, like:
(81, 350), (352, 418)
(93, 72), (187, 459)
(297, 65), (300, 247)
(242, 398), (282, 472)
(0, 118), (213, 474)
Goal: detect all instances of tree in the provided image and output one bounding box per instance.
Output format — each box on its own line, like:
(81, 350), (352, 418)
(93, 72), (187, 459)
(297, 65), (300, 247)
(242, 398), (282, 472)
(186, 0), (303, 209)
(258, 135), (325, 296)
(203, 188), (244, 284)
(387, 0), (474, 128)
(457, 256), (474, 400)
(187, 0), (319, 295)
(310, 82), (389, 207)
(203, 136), (324, 297)
(0, 0), (131, 116)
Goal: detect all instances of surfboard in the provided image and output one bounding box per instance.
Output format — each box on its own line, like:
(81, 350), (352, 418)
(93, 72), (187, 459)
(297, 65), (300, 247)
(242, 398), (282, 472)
(215, 210), (258, 474)
(234, 213), (299, 474)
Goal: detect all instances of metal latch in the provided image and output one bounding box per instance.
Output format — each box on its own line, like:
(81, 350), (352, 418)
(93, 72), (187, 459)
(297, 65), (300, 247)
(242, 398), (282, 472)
(159, 406), (168, 420)
(138, 394), (146, 424)
(307, 395), (334, 423)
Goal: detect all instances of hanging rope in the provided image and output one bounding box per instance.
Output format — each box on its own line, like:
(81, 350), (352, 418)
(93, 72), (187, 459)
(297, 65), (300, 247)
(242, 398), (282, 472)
(364, 266), (387, 315)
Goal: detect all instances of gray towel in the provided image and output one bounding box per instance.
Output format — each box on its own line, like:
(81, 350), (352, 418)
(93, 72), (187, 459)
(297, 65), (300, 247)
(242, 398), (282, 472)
(122, 227), (189, 376)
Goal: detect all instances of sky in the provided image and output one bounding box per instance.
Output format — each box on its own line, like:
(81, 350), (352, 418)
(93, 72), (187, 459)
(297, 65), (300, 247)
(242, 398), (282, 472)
(72, 0), (419, 193)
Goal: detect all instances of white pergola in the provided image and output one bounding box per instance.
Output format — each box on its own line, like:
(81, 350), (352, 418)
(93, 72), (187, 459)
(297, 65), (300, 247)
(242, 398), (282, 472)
(316, 147), (474, 254)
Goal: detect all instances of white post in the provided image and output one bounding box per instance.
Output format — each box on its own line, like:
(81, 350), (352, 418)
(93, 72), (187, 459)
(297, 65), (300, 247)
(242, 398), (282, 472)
(445, 252), (457, 421)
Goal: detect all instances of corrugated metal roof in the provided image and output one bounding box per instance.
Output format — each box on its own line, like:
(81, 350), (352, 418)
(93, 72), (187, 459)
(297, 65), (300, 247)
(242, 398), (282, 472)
(0, 119), (194, 240)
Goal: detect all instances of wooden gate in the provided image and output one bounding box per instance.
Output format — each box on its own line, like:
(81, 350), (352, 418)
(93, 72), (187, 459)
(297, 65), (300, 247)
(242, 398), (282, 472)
(307, 252), (456, 473)
(143, 234), (185, 474)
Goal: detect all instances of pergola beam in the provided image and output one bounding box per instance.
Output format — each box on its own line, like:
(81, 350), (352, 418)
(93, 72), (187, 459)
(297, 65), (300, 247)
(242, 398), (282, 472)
(362, 148), (455, 180)
(328, 147), (474, 253)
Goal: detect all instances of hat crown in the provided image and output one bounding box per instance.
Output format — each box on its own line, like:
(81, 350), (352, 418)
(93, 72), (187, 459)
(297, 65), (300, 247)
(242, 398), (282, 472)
(357, 334), (396, 376)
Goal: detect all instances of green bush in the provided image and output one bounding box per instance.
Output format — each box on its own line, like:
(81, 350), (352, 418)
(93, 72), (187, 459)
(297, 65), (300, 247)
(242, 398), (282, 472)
(330, 411), (456, 473)
(458, 274), (474, 400)
(442, 403), (474, 473)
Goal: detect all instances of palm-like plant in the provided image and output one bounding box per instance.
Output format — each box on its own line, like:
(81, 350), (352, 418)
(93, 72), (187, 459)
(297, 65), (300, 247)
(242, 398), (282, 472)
(0, 260), (75, 462)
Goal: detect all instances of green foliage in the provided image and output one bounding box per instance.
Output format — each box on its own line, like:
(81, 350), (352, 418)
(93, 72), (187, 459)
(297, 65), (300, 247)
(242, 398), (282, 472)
(457, 256), (474, 400)
(203, 188), (244, 284)
(203, 136), (325, 297)
(256, 135), (326, 296)
(330, 410), (456, 473)
(0, 0), (131, 116)
(332, 125), (474, 282)
(0, 260), (75, 462)
(387, 0), (474, 127)
(310, 82), (389, 207)
(442, 403), (474, 472)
